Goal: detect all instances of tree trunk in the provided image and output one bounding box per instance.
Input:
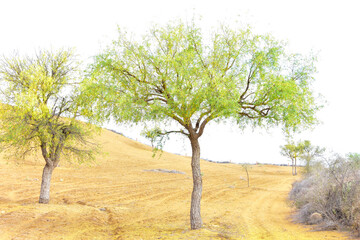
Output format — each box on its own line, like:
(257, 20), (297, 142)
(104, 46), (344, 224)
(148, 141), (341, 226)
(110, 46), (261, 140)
(294, 158), (297, 175)
(189, 136), (203, 229)
(39, 163), (55, 204)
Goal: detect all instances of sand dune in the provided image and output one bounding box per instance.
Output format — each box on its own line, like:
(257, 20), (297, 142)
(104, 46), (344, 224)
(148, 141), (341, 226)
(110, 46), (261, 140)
(0, 129), (349, 239)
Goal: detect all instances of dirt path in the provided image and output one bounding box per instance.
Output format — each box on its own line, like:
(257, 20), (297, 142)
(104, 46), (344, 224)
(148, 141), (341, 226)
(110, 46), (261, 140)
(0, 129), (351, 239)
(237, 177), (346, 240)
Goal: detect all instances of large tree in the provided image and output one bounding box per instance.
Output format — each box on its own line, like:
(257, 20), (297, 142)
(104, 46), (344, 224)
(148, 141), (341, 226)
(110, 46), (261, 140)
(84, 21), (320, 229)
(0, 49), (98, 204)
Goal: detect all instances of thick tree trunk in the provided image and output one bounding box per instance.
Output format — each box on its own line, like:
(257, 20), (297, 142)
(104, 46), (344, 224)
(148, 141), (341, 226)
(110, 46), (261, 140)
(189, 136), (203, 229)
(39, 163), (55, 204)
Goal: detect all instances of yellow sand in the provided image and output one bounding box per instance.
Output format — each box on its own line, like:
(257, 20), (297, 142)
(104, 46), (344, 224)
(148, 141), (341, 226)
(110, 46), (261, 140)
(0, 129), (350, 239)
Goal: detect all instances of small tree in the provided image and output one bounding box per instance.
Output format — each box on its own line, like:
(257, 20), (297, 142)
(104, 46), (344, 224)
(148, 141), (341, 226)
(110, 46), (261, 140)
(0, 49), (98, 204)
(84, 20), (320, 229)
(300, 140), (325, 174)
(280, 141), (304, 175)
(242, 164), (251, 187)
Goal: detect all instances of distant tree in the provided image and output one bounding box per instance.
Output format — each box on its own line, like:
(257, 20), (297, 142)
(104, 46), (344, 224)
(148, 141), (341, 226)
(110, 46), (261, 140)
(242, 164), (251, 187)
(0, 49), (98, 204)
(280, 141), (304, 175)
(83, 20), (320, 229)
(300, 140), (325, 174)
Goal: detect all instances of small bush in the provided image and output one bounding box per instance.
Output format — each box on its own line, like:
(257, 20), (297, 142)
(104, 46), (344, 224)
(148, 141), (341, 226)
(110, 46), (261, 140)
(289, 155), (360, 235)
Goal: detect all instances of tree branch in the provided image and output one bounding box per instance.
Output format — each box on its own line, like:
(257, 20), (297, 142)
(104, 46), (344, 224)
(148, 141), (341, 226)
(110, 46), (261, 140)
(158, 129), (189, 137)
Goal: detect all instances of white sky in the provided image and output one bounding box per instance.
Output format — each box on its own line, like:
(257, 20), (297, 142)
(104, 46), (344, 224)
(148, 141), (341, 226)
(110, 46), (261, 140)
(1, 0), (359, 164)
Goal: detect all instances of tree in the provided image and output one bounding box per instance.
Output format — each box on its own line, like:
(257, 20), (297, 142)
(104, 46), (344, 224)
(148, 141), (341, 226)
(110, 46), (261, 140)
(280, 140), (304, 175)
(347, 152), (360, 167)
(300, 140), (325, 174)
(83, 20), (320, 229)
(0, 49), (98, 204)
(242, 164), (251, 187)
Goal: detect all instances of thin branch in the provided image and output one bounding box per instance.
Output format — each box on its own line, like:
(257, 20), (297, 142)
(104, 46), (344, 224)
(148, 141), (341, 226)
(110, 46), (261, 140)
(239, 61), (257, 102)
(158, 129), (189, 137)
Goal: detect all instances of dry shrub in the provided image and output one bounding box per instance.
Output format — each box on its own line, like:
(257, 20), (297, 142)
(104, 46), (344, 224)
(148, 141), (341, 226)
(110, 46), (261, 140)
(289, 155), (360, 235)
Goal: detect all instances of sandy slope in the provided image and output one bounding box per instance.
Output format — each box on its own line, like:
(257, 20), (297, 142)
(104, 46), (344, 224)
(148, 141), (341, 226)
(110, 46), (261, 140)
(0, 129), (350, 239)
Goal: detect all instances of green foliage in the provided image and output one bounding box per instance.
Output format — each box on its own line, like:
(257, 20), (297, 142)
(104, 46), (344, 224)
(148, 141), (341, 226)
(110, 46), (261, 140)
(0, 49), (99, 165)
(280, 140), (304, 162)
(141, 126), (167, 157)
(347, 152), (360, 167)
(300, 140), (325, 174)
(280, 139), (325, 174)
(83, 19), (321, 142)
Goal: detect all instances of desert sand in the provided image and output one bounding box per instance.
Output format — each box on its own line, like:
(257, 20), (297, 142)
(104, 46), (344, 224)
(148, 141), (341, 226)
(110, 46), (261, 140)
(0, 129), (349, 239)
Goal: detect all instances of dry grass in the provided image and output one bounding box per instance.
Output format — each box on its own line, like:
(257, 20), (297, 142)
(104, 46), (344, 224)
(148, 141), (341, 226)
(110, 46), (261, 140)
(0, 129), (349, 239)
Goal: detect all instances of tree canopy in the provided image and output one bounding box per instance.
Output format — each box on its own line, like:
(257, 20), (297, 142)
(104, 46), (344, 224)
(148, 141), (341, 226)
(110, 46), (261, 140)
(300, 140), (325, 173)
(84, 21), (319, 131)
(83, 20), (321, 229)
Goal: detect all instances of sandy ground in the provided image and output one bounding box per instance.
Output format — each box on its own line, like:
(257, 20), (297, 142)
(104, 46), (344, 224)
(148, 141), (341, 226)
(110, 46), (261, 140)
(0, 129), (351, 239)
